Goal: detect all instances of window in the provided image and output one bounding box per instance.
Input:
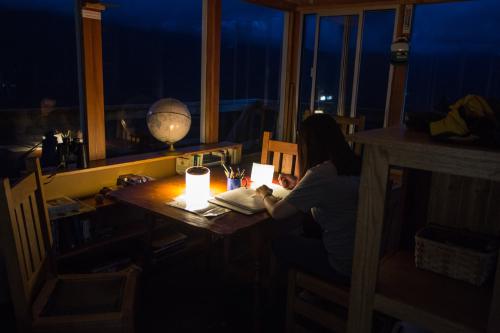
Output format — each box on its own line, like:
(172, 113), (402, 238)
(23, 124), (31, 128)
(297, 10), (395, 129)
(356, 10), (395, 129)
(0, 1), (80, 177)
(219, 0), (284, 152)
(314, 15), (359, 116)
(405, 0), (500, 114)
(102, 0), (202, 157)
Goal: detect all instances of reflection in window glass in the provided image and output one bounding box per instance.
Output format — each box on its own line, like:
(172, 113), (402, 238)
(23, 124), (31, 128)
(102, 0), (202, 157)
(356, 10), (395, 129)
(219, 0), (283, 152)
(405, 0), (500, 114)
(0, 1), (80, 177)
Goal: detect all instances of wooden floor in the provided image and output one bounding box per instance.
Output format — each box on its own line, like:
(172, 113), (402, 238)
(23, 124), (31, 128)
(0, 253), (287, 333)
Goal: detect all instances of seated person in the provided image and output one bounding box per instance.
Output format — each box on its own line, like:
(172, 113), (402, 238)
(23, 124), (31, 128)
(255, 114), (360, 282)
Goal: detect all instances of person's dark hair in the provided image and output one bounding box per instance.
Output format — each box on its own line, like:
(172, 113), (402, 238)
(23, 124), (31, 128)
(297, 114), (361, 178)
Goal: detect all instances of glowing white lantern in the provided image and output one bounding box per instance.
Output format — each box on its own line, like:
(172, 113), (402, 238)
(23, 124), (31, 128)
(250, 163), (274, 189)
(185, 166), (210, 211)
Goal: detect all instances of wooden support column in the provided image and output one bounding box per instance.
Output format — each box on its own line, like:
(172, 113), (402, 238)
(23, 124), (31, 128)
(386, 4), (412, 127)
(81, 2), (106, 160)
(201, 0), (221, 144)
(280, 10), (302, 142)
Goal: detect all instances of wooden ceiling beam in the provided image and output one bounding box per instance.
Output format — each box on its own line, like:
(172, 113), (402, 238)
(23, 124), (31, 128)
(245, 0), (466, 12)
(244, 0), (298, 11)
(296, 0), (465, 10)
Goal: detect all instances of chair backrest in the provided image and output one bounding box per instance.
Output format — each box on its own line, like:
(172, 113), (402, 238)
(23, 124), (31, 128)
(333, 115), (365, 156)
(0, 158), (53, 328)
(260, 131), (299, 177)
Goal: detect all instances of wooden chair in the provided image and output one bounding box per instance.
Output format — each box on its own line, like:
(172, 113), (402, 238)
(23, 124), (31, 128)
(261, 131), (299, 177)
(286, 269), (350, 332)
(260, 132), (351, 331)
(0, 158), (139, 333)
(333, 115), (365, 156)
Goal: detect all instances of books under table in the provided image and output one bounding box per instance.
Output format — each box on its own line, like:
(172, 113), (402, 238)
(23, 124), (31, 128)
(47, 196), (95, 220)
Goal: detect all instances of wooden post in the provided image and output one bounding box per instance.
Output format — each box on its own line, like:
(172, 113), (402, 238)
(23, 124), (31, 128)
(347, 145), (390, 333)
(280, 10), (302, 142)
(201, 0), (221, 144)
(81, 2), (106, 160)
(386, 4), (412, 127)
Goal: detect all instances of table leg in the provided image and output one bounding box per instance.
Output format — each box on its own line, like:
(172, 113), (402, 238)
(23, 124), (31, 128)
(251, 225), (263, 333)
(347, 145), (390, 333)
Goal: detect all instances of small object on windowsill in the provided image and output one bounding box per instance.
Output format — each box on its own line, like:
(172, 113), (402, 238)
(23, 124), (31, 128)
(117, 174), (154, 186)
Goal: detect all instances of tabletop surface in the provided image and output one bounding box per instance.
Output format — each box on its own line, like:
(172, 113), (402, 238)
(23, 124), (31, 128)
(352, 127), (500, 160)
(109, 166), (270, 235)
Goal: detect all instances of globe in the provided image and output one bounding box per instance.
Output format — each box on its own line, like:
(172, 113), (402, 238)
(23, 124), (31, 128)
(146, 98), (192, 152)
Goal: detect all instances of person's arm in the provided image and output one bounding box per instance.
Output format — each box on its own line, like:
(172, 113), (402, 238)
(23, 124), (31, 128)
(256, 185), (299, 219)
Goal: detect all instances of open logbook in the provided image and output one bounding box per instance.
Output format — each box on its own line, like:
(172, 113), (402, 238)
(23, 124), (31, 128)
(209, 187), (265, 215)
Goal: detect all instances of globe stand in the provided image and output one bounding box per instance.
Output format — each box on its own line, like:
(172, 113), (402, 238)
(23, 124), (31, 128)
(165, 142), (182, 155)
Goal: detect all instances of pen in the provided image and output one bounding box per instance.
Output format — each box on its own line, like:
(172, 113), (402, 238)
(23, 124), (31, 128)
(222, 163), (230, 178)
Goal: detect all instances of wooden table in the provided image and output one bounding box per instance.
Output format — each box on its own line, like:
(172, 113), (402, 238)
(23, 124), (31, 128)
(109, 166), (270, 330)
(110, 166), (269, 236)
(347, 127), (500, 333)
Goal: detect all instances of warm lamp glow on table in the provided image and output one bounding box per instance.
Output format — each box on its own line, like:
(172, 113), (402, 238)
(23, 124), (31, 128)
(185, 166), (210, 211)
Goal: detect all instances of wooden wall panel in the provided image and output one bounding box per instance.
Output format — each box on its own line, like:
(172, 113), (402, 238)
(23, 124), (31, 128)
(427, 173), (500, 236)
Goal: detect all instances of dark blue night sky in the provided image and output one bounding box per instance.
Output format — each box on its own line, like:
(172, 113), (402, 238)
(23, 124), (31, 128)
(0, 0), (283, 43)
(2, 0), (499, 53)
(1, 0), (500, 112)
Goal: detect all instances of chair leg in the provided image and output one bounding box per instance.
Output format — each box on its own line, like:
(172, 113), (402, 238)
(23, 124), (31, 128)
(286, 269), (297, 333)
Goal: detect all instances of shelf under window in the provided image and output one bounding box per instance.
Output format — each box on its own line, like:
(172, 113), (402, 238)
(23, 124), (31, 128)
(375, 251), (492, 333)
(57, 224), (149, 261)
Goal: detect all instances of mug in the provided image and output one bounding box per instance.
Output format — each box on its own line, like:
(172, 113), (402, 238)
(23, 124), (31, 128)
(227, 177), (247, 191)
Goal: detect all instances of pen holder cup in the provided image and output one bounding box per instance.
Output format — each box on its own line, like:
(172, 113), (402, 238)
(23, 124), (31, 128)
(227, 177), (247, 191)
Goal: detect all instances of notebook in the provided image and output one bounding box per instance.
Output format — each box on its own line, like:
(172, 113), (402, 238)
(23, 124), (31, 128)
(209, 185), (291, 215)
(212, 187), (265, 214)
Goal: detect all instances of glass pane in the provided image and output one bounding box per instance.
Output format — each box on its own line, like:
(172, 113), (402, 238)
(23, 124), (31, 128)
(102, 0), (202, 157)
(314, 15), (358, 115)
(219, 0), (283, 152)
(314, 16), (344, 114)
(356, 10), (395, 129)
(405, 0), (500, 115)
(0, 1), (80, 177)
(297, 14), (316, 123)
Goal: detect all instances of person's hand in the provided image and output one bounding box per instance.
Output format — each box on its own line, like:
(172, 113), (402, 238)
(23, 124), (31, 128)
(256, 185), (273, 199)
(278, 173), (298, 190)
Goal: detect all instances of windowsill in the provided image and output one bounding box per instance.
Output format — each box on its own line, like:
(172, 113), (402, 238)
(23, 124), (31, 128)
(42, 141), (242, 176)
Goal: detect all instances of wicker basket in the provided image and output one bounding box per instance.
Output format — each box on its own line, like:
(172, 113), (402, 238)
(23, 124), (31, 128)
(415, 225), (499, 286)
